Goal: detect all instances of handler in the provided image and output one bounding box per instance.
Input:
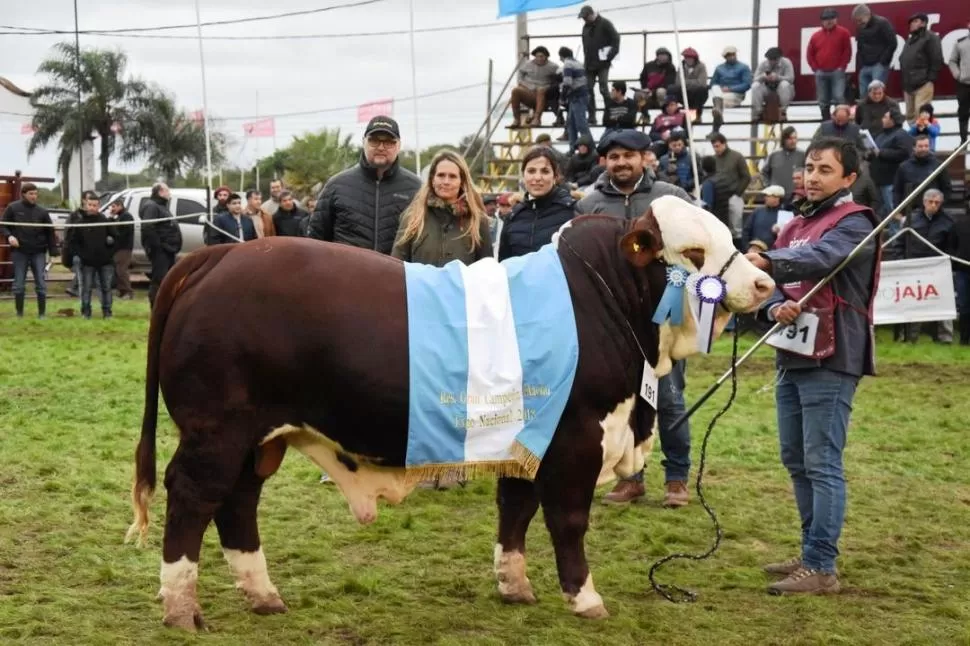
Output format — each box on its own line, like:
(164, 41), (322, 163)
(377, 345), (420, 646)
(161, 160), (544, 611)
(745, 137), (880, 595)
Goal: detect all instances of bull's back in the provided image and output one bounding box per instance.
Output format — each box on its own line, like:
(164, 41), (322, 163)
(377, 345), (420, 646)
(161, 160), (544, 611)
(158, 238), (411, 461)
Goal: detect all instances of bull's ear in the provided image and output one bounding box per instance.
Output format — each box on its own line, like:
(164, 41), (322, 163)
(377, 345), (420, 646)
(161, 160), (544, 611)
(620, 230), (660, 267)
(620, 208), (663, 267)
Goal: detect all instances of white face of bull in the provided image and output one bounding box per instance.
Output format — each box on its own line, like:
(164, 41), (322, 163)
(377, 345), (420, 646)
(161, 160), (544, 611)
(619, 195), (775, 375)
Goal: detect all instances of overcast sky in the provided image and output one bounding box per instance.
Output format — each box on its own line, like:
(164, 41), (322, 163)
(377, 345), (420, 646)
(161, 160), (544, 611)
(0, 0), (860, 181)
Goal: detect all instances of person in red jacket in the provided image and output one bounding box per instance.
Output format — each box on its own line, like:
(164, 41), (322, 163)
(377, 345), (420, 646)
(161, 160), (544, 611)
(807, 8), (853, 120)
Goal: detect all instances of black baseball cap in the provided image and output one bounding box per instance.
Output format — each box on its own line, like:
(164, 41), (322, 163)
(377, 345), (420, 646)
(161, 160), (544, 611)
(364, 115), (400, 139)
(578, 5), (594, 18)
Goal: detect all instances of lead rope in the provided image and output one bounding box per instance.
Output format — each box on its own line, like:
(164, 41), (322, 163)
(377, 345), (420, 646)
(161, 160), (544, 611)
(647, 320), (740, 603)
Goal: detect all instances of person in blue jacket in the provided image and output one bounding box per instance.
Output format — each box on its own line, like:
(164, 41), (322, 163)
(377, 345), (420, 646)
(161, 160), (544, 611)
(710, 45), (753, 126)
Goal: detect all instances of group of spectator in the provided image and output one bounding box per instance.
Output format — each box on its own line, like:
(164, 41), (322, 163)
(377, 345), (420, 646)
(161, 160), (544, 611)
(507, 5), (970, 145)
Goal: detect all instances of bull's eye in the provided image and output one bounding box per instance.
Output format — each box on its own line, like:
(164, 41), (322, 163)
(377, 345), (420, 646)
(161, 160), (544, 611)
(682, 247), (706, 270)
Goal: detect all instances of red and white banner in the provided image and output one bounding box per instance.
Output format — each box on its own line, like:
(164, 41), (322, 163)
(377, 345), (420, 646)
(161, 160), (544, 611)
(357, 99), (394, 124)
(190, 110), (205, 126)
(873, 256), (957, 325)
(20, 123), (36, 135)
(243, 117), (275, 137)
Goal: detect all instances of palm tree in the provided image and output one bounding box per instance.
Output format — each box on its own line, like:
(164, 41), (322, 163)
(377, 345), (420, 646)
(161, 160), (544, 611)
(28, 42), (148, 180)
(120, 90), (226, 182)
(279, 128), (359, 195)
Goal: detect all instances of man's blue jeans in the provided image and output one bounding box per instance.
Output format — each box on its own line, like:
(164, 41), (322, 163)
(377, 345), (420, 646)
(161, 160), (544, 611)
(566, 97), (591, 152)
(776, 368), (859, 574)
(814, 70), (846, 114)
(80, 264), (114, 316)
(630, 359), (691, 483)
(879, 184), (894, 218)
(11, 250), (47, 297)
(858, 64), (889, 95)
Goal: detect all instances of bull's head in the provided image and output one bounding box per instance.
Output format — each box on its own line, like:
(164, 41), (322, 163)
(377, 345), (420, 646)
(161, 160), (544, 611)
(619, 195), (775, 375)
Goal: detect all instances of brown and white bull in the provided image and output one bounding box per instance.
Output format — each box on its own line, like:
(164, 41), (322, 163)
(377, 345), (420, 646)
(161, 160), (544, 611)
(126, 195), (774, 630)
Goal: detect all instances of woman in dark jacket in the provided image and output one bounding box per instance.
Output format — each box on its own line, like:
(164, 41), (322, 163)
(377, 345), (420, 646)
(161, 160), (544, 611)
(498, 147), (576, 261)
(392, 150), (492, 266)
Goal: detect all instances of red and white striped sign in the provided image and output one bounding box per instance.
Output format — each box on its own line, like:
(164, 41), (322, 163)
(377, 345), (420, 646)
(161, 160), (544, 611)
(357, 99), (394, 124)
(243, 117), (275, 137)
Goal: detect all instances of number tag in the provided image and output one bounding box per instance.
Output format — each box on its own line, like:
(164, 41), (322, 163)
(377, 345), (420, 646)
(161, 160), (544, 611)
(639, 360), (658, 409)
(766, 311), (820, 355)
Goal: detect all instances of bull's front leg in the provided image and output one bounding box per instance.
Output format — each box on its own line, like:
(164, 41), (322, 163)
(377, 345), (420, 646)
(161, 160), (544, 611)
(494, 477), (540, 604)
(539, 419), (609, 619)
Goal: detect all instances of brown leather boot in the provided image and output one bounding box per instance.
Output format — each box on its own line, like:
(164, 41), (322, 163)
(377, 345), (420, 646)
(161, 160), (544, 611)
(762, 556), (802, 576)
(767, 567), (841, 595)
(602, 479), (645, 504)
(662, 481), (689, 508)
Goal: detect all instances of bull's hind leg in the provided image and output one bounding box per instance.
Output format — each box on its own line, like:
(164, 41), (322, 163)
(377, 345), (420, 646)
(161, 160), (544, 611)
(540, 420), (609, 619)
(495, 477), (540, 604)
(214, 448), (287, 615)
(159, 436), (249, 631)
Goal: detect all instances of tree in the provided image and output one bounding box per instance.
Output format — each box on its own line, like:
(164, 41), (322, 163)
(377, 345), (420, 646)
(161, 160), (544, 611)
(120, 90), (226, 182)
(277, 129), (359, 195)
(28, 42), (149, 180)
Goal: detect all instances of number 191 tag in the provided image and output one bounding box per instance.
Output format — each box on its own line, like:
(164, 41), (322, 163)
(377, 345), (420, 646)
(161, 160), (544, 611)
(640, 360), (658, 409)
(766, 311), (820, 355)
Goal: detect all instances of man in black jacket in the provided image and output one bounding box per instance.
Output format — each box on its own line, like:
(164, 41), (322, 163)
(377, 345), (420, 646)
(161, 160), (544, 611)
(851, 5), (898, 93)
(108, 197), (135, 300)
(140, 183), (183, 309)
(579, 5), (620, 125)
(0, 182), (56, 318)
(307, 116), (420, 254)
(898, 12), (944, 120)
(272, 191), (308, 237)
(69, 192), (118, 319)
(893, 135), (951, 207)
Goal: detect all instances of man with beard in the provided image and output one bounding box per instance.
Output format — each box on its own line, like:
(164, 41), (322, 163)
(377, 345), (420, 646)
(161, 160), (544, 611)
(575, 129), (696, 507)
(761, 126), (806, 199)
(747, 137), (879, 595)
(263, 179), (285, 217)
(140, 183), (182, 309)
(272, 190), (308, 237)
(307, 116), (420, 253)
(893, 135), (951, 207)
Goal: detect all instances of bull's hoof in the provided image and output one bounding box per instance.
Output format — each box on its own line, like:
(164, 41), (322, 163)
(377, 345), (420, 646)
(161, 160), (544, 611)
(575, 604), (609, 619)
(162, 607), (206, 632)
(252, 595), (288, 615)
(500, 588), (538, 605)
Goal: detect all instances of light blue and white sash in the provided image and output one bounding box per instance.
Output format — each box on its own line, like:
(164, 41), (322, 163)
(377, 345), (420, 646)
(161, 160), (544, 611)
(403, 244), (578, 478)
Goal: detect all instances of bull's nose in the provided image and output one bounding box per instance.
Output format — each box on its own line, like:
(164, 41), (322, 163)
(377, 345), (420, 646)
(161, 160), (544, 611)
(753, 275), (775, 302)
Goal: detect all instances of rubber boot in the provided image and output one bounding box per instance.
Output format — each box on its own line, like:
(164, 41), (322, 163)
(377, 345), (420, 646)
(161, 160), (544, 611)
(14, 293), (25, 318)
(37, 294), (46, 319)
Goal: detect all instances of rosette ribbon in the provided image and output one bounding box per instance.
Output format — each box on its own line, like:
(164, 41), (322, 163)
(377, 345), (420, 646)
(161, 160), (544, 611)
(688, 274), (727, 353)
(651, 265), (692, 326)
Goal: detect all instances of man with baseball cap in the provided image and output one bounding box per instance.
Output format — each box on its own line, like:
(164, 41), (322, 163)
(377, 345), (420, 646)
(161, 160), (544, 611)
(807, 8), (852, 121)
(899, 11), (944, 121)
(307, 115), (420, 254)
(575, 129), (697, 507)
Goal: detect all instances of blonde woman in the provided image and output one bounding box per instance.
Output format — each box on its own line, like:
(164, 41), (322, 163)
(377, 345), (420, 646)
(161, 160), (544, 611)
(392, 150), (493, 266)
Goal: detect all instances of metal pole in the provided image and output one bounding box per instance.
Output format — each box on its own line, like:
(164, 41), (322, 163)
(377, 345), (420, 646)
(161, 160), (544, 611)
(485, 59), (493, 177)
(669, 1), (700, 201)
(668, 137), (970, 431)
(516, 13), (528, 60)
(194, 0), (215, 225)
(73, 0), (84, 194)
(408, 0), (421, 175)
(749, 0), (762, 160)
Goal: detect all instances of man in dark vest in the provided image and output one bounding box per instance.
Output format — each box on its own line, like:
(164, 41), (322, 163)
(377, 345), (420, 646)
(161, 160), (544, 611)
(745, 137), (880, 595)
(140, 183), (183, 309)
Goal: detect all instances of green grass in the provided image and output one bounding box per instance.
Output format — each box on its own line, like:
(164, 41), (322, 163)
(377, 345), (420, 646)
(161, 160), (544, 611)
(1, 297), (969, 645)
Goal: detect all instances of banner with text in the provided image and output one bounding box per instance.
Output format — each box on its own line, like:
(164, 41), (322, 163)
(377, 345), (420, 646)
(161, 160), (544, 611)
(873, 256), (957, 325)
(357, 99), (394, 123)
(243, 117), (275, 138)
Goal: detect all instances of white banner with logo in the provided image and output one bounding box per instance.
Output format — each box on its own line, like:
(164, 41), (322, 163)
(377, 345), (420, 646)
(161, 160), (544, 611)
(873, 256), (957, 325)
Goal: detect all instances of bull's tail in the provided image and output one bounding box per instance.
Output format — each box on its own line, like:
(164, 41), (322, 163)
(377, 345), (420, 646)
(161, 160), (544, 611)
(125, 246), (235, 547)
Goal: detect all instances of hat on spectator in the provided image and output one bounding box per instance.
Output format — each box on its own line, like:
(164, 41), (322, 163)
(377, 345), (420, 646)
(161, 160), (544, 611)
(483, 194), (497, 205)
(761, 185), (786, 198)
(364, 115), (400, 139)
(681, 47), (699, 59)
(907, 12), (928, 23)
(596, 129), (651, 156)
(722, 45), (738, 57)
(820, 8), (838, 20)
(535, 133), (552, 144)
(215, 185), (231, 196)
(497, 193), (512, 206)
(577, 5), (594, 19)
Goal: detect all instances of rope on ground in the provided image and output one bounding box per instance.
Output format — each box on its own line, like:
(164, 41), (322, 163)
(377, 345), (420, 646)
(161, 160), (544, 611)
(647, 323), (740, 603)
(881, 227), (970, 268)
